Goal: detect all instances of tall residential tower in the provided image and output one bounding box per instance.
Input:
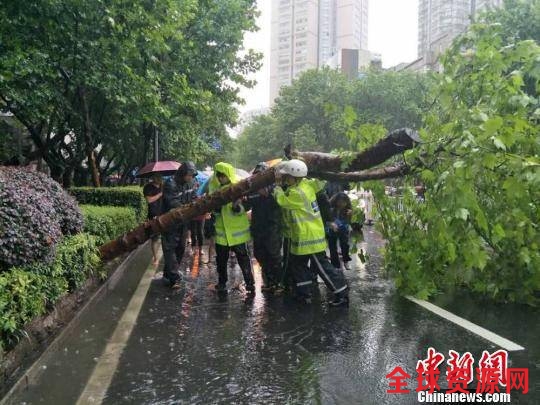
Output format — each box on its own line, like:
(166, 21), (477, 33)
(417, 0), (503, 70)
(269, 0), (368, 103)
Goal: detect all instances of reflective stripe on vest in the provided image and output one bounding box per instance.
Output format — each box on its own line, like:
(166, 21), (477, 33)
(214, 203), (251, 246)
(296, 281), (313, 287)
(291, 237), (327, 248)
(232, 229), (250, 238)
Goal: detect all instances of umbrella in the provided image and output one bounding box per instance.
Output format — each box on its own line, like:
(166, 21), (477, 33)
(196, 171), (209, 184)
(249, 158), (283, 174)
(136, 161), (180, 178)
(265, 158), (283, 168)
(195, 172), (210, 196)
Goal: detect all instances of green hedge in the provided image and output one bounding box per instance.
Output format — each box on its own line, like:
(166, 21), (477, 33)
(70, 186), (147, 222)
(80, 205), (138, 246)
(0, 233), (100, 352)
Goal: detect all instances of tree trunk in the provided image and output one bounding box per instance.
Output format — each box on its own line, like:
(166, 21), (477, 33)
(63, 166), (74, 188)
(142, 123), (151, 166)
(99, 169), (276, 260)
(285, 128), (420, 172)
(78, 86), (101, 187)
(48, 164), (64, 184)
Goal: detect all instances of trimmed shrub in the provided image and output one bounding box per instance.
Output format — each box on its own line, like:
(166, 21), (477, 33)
(0, 233), (100, 351)
(70, 186), (147, 222)
(38, 232), (101, 292)
(0, 268), (46, 351)
(80, 205), (138, 245)
(0, 167), (83, 270)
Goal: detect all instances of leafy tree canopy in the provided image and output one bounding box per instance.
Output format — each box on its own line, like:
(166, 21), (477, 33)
(0, 0), (260, 185)
(376, 0), (540, 304)
(233, 67), (432, 170)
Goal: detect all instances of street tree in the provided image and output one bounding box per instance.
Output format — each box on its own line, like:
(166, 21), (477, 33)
(376, 3), (540, 305)
(0, 0), (260, 186)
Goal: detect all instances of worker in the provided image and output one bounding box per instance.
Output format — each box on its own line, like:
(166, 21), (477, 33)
(161, 161), (198, 288)
(273, 159), (349, 306)
(247, 162), (283, 293)
(208, 162), (255, 294)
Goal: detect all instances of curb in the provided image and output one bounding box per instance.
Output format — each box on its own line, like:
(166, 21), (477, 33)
(0, 242), (149, 404)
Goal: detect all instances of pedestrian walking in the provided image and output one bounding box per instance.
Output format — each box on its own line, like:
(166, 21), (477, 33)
(196, 178), (216, 264)
(143, 174), (164, 266)
(188, 165), (204, 256)
(208, 162), (255, 294)
(273, 159), (349, 307)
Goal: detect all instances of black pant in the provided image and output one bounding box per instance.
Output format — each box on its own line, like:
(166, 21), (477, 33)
(190, 220), (204, 247)
(253, 233), (282, 287)
(161, 225), (187, 283)
(281, 237), (295, 290)
(215, 243), (254, 287)
(289, 252), (348, 299)
(328, 228), (351, 268)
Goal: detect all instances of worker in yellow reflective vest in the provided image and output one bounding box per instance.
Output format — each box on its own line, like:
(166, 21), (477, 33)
(209, 162), (255, 294)
(273, 159), (349, 306)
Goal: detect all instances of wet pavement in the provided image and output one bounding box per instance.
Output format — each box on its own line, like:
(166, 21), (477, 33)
(3, 228), (539, 404)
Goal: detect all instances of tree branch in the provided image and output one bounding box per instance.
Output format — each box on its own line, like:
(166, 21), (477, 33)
(285, 128), (421, 172)
(312, 162), (410, 183)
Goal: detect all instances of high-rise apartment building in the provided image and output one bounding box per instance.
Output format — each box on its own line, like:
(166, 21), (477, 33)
(417, 0), (503, 70)
(270, 0), (368, 103)
(473, 0), (504, 12)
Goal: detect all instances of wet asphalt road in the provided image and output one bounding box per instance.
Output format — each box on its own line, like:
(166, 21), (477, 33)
(4, 228), (539, 404)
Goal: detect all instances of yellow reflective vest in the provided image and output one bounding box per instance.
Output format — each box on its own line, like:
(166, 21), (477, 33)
(274, 178), (327, 255)
(209, 162), (251, 247)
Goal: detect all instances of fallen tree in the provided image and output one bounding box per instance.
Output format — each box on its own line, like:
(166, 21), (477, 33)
(99, 128), (420, 260)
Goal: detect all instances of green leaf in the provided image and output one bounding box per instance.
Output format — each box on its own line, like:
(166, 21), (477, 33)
(493, 137), (506, 151)
(421, 169), (436, 182)
(492, 223), (506, 243)
(456, 208), (470, 221)
(484, 116), (503, 135)
(482, 154), (497, 169)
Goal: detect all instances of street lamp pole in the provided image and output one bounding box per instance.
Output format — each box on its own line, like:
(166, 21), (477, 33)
(154, 127), (159, 162)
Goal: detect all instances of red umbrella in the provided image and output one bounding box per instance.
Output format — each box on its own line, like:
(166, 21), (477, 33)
(136, 161), (180, 178)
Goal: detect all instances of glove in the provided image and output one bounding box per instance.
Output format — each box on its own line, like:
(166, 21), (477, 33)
(232, 200), (242, 213)
(273, 167), (282, 184)
(328, 222), (338, 232)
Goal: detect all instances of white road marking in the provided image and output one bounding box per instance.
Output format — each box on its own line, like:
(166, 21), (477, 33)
(76, 251), (162, 404)
(406, 296), (525, 351)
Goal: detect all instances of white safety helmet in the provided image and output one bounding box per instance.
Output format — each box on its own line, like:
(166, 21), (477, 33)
(277, 159), (308, 178)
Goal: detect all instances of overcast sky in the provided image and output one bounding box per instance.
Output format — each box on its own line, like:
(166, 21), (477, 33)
(238, 0), (419, 114)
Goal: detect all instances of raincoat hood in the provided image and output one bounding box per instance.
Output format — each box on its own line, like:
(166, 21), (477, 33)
(209, 162), (237, 192)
